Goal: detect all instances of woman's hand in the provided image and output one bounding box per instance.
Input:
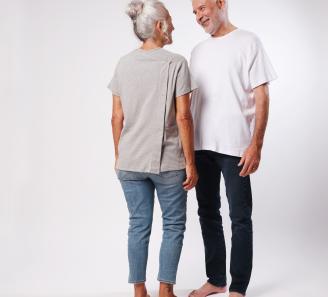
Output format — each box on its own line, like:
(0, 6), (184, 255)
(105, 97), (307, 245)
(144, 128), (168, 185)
(183, 164), (198, 191)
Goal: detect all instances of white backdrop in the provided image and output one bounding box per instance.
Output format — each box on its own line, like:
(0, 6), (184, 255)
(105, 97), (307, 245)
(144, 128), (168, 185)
(1, 0), (328, 296)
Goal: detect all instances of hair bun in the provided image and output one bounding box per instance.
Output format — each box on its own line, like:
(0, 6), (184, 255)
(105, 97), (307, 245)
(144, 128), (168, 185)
(126, 0), (144, 21)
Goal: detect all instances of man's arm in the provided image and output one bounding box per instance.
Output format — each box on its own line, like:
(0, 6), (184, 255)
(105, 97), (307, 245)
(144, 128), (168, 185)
(176, 93), (198, 190)
(239, 84), (270, 177)
(111, 95), (124, 168)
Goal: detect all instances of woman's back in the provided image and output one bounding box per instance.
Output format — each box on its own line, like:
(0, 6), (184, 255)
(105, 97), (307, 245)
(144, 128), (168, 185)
(109, 48), (192, 174)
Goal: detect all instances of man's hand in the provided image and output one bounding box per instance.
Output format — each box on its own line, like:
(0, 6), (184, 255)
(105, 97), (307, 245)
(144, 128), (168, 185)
(238, 144), (261, 177)
(183, 164), (199, 191)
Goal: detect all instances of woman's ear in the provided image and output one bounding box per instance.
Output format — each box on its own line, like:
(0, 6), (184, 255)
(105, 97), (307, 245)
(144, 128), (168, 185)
(155, 20), (162, 33)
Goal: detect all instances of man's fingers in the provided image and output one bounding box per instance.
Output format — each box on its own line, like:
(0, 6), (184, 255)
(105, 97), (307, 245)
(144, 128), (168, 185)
(239, 147), (261, 176)
(238, 156), (245, 166)
(244, 167), (253, 176)
(239, 158), (252, 176)
(248, 161), (259, 174)
(241, 159), (259, 176)
(239, 159), (249, 176)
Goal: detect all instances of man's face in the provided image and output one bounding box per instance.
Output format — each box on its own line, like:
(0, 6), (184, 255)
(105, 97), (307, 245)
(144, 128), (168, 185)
(192, 0), (222, 35)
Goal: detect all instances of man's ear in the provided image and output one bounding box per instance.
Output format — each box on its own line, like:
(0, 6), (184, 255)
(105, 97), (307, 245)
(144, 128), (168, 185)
(216, 0), (226, 10)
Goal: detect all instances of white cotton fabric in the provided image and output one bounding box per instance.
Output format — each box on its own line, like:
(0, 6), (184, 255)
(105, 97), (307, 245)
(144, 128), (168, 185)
(190, 28), (277, 157)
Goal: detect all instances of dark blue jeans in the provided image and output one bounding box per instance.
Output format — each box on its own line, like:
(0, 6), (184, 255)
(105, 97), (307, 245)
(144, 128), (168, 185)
(195, 150), (253, 295)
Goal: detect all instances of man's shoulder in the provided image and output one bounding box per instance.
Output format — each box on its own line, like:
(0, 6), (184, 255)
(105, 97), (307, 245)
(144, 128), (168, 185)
(191, 29), (261, 54)
(191, 37), (211, 56)
(234, 28), (261, 46)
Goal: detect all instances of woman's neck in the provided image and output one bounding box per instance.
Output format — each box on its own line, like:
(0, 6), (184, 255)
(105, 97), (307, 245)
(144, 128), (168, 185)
(140, 38), (164, 50)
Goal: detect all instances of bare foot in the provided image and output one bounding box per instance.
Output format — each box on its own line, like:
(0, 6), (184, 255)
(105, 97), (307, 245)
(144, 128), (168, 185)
(135, 292), (149, 297)
(229, 292), (245, 297)
(134, 283), (149, 297)
(189, 282), (227, 297)
(159, 282), (176, 297)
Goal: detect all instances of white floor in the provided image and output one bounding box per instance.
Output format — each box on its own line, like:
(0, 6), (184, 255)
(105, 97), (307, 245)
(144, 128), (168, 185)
(106, 242), (327, 297)
(4, 238), (326, 297)
(107, 283), (324, 297)
(107, 282), (325, 297)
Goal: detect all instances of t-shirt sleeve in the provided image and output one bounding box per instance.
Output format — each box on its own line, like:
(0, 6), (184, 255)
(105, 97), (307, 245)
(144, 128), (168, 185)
(107, 62), (121, 96)
(175, 59), (197, 97)
(189, 53), (199, 98)
(190, 73), (198, 92)
(249, 37), (278, 89)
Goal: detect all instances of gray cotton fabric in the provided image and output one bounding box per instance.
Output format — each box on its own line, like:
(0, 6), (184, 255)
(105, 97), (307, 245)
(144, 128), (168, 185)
(108, 48), (195, 174)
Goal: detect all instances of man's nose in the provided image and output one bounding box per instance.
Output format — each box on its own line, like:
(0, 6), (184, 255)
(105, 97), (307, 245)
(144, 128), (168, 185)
(196, 11), (203, 23)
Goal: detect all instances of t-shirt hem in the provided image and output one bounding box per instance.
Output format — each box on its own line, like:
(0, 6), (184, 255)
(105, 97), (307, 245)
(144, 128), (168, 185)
(116, 164), (186, 174)
(176, 88), (193, 98)
(160, 164), (186, 172)
(195, 146), (248, 158)
(251, 75), (278, 90)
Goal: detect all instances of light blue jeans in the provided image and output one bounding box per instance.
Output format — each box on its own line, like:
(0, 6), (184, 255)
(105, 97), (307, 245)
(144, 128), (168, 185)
(116, 169), (187, 284)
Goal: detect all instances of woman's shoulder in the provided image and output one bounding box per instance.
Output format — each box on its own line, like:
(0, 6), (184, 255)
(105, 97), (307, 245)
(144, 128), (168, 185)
(114, 48), (188, 71)
(117, 49), (139, 63)
(111, 49), (142, 74)
(160, 49), (188, 65)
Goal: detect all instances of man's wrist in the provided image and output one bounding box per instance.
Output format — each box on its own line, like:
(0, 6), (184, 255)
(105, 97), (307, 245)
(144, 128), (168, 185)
(250, 139), (263, 150)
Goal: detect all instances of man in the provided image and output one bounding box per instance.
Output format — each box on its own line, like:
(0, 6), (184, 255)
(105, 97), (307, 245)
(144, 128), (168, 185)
(189, 0), (277, 296)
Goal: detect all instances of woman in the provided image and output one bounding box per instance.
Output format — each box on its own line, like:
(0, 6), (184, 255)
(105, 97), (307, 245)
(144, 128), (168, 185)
(109, 1), (198, 296)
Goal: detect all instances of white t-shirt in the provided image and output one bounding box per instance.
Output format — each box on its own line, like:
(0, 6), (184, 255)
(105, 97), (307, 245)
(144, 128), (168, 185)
(190, 28), (277, 157)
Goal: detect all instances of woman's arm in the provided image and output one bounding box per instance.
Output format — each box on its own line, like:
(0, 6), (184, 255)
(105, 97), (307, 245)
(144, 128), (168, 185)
(176, 93), (198, 190)
(111, 95), (124, 168)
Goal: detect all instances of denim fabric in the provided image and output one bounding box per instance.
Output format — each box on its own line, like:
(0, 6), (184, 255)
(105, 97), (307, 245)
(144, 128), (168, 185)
(116, 169), (187, 284)
(195, 151), (253, 295)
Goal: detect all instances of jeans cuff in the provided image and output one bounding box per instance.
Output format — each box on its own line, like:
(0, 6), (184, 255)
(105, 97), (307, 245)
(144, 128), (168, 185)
(128, 279), (146, 284)
(229, 288), (247, 296)
(157, 278), (176, 285)
(208, 278), (227, 287)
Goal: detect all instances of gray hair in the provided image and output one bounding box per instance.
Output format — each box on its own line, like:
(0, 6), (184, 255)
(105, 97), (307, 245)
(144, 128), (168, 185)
(126, 0), (168, 41)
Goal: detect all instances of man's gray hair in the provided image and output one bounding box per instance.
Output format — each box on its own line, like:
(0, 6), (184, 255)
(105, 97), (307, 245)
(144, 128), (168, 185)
(191, 0), (229, 8)
(126, 0), (168, 42)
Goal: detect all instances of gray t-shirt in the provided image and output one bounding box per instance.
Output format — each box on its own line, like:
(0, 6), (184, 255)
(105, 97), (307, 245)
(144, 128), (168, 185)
(108, 48), (194, 174)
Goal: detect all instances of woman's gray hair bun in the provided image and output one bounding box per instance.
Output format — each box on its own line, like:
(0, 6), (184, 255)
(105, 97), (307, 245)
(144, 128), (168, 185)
(126, 0), (168, 42)
(126, 0), (145, 21)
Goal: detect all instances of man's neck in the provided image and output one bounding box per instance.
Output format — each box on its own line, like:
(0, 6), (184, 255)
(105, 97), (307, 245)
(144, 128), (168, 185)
(211, 22), (237, 38)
